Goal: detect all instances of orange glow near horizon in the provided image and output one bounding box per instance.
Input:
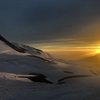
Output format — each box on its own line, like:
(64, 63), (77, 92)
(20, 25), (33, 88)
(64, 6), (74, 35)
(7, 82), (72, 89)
(27, 41), (100, 60)
(96, 49), (100, 54)
(43, 49), (100, 60)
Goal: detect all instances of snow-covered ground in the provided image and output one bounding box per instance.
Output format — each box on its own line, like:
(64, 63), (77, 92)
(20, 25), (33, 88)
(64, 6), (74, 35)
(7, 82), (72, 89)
(1, 76), (100, 100)
(0, 36), (100, 100)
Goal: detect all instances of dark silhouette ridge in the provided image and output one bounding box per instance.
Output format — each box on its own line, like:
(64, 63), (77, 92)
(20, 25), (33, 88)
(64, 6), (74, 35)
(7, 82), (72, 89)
(28, 74), (53, 84)
(89, 70), (98, 76)
(18, 73), (53, 84)
(63, 71), (74, 74)
(81, 53), (100, 63)
(81, 53), (100, 67)
(58, 75), (92, 82)
(0, 35), (27, 53)
(27, 55), (52, 62)
(0, 35), (53, 62)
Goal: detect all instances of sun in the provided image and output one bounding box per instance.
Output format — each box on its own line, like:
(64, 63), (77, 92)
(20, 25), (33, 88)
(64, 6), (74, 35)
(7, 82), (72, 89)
(95, 49), (100, 54)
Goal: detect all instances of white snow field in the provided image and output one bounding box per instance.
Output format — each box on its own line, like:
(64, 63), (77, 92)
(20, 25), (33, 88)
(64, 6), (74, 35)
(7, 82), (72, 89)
(0, 35), (100, 100)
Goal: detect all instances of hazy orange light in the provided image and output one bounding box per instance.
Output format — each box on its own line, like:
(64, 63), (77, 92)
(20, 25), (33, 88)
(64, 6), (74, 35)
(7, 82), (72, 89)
(95, 49), (100, 54)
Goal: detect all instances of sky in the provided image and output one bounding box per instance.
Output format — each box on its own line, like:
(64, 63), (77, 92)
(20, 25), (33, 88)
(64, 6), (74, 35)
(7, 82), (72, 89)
(0, 0), (100, 60)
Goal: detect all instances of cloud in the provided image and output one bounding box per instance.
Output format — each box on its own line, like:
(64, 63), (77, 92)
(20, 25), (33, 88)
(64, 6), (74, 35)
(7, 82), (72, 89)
(0, 0), (100, 43)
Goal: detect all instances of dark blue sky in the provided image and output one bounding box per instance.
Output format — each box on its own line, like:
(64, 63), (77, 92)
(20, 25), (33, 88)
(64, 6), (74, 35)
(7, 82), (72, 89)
(0, 0), (100, 44)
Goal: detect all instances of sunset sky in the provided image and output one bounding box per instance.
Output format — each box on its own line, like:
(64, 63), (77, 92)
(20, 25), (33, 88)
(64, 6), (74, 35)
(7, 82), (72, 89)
(0, 0), (100, 60)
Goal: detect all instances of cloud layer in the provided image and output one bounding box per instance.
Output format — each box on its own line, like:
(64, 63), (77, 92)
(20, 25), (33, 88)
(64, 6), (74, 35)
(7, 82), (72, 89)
(0, 0), (100, 43)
